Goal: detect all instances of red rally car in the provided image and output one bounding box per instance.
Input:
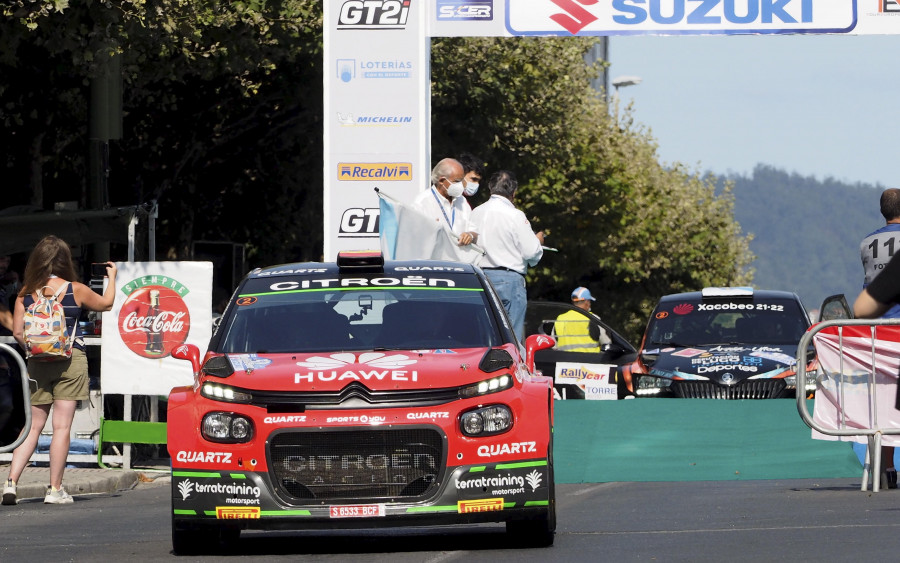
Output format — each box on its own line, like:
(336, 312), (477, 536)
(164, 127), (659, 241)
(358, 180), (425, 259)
(167, 252), (557, 554)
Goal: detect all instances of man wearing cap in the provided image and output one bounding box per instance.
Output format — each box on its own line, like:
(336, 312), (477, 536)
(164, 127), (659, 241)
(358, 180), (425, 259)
(471, 170), (544, 341)
(553, 287), (610, 353)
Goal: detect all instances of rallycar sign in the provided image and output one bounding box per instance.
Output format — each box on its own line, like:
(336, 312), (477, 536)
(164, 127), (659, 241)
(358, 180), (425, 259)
(554, 361), (618, 400)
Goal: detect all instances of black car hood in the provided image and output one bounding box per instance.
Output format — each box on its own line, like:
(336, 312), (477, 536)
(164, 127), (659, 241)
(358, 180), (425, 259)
(641, 343), (799, 384)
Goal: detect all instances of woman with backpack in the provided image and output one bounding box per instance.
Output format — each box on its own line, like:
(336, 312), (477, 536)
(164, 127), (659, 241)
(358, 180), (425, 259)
(1, 235), (117, 505)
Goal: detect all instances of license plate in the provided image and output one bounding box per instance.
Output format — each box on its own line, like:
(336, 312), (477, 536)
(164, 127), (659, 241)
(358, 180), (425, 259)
(329, 504), (386, 518)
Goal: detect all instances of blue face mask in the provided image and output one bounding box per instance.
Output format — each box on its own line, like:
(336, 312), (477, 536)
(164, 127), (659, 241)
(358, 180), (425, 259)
(463, 182), (479, 197)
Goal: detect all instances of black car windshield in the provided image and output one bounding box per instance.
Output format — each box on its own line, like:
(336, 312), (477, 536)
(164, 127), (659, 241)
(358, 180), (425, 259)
(217, 274), (502, 353)
(646, 297), (809, 347)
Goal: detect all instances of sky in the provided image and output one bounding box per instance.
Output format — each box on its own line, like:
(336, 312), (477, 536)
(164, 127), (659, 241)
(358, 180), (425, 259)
(608, 34), (898, 188)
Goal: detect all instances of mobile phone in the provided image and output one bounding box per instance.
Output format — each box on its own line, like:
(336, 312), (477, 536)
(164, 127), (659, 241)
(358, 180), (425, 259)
(91, 263), (108, 278)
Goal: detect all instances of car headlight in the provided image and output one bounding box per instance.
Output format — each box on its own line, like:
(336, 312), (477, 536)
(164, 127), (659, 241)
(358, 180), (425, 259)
(201, 382), (252, 403)
(202, 412), (254, 443)
(634, 375), (672, 396)
(460, 405), (513, 437)
(458, 375), (513, 399)
(784, 371), (818, 392)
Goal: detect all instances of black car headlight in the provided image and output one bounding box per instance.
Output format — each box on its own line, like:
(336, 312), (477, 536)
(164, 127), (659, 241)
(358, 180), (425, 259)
(201, 382), (252, 403)
(460, 405), (513, 437)
(634, 375), (673, 396)
(202, 412), (254, 443)
(458, 374), (513, 399)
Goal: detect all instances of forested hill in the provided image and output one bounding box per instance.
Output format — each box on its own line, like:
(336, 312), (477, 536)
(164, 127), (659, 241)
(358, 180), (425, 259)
(720, 164), (886, 314)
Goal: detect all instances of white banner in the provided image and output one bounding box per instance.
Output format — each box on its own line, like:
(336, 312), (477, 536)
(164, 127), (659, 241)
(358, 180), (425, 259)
(323, 0), (430, 259)
(812, 325), (900, 446)
(100, 262), (213, 396)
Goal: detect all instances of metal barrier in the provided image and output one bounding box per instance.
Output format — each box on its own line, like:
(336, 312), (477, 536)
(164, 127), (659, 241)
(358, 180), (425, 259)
(0, 343), (31, 454)
(796, 318), (900, 492)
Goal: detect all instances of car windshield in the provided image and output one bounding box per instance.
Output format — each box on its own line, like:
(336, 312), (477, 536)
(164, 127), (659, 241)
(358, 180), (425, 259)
(217, 275), (502, 353)
(645, 297), (809, 347)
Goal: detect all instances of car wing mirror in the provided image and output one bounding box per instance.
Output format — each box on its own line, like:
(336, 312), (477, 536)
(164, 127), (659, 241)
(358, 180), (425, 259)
(0, 343), (31, 454)
(171, 343), (201, 378)
(524, 334), (556, 372)
(818, 294), (852, 322)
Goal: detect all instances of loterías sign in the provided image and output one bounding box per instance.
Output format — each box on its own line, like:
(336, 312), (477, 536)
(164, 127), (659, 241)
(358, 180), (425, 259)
(101, 262), (213, 396)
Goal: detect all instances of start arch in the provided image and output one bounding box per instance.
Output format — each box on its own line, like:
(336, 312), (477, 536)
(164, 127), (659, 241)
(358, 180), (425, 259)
(322, 0), (892, 257)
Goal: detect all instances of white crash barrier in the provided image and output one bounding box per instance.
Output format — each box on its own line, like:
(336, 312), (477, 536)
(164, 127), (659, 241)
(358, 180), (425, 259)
(796, 319), (900, 492)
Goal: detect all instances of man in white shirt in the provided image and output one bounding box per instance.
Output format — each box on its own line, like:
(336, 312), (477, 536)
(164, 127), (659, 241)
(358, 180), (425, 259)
(471, 170), (544, 341)
(411, 158), (478, 247)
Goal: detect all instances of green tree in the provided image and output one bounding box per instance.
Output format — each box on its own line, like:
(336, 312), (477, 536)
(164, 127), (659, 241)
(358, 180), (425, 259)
(0, 0), (324, 264)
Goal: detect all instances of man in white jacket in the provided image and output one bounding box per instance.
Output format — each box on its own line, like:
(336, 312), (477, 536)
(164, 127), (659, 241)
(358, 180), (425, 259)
(471, 170), (544, 341)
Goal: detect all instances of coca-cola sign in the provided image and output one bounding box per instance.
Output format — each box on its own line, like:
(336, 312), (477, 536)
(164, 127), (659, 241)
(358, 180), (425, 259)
(118, 283), (191, 359)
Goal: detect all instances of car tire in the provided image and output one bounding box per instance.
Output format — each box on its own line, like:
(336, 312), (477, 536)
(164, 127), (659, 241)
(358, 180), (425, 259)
(172, 523), (239, 555)
(506, 484), (556, 547)
(506, 411), (556, 547)
(172, 502), (240, 554)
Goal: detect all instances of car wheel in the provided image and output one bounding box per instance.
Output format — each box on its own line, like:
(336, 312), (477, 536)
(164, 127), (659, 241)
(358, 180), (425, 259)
(506, 490), (556, 547)
(172, 523), (239, 555)
(506, 421), (556, 547)
(172, 504), (239, 554)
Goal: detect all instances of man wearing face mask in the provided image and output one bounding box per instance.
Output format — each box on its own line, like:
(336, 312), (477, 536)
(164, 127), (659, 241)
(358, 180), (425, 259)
(411, 158), (479, 247)
(458, 153), (485, 201)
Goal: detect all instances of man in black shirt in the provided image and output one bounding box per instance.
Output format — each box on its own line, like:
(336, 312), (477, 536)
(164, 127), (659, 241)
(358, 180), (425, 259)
(855, 252), (900, 318)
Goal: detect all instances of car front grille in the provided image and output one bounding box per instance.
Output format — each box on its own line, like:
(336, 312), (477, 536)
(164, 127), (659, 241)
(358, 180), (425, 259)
(672, 379), (788, 399)
(269, 428), (445, 503)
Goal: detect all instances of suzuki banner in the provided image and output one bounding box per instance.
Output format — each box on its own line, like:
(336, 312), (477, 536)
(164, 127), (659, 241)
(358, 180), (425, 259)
(100, 262), (213, 396)
(431, 1), (900, 36)
(324, 1), (900, 256)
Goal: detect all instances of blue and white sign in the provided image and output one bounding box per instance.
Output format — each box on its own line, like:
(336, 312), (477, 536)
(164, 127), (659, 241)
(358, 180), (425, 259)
(505, 0), (858, 36)
(324, 0), (428, 257)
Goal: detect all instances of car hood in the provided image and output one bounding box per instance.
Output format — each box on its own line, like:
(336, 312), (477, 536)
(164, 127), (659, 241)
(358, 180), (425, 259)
(212, 348), (504, 392)
(640, 343), (800, 384)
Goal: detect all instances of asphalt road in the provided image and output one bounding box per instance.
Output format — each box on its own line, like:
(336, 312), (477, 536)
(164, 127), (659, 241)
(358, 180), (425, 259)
(1, 477), (899, 561)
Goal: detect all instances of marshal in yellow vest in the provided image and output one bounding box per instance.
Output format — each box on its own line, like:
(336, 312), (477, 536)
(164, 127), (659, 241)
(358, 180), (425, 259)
(553, 309), (602, 353)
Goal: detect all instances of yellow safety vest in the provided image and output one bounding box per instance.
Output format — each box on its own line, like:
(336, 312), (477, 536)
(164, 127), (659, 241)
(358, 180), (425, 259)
(554, 310), (600, 353)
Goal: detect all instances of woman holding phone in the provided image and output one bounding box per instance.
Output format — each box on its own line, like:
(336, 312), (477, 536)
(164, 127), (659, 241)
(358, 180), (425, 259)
(2, 236), (117, 505)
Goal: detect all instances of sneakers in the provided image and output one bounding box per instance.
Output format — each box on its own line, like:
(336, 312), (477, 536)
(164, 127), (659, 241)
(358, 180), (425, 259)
(2, 479), (16, 505)
(44, 486), (74, 504)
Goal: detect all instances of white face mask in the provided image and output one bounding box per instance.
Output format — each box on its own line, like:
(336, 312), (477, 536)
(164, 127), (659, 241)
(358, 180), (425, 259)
(463, 182), (479, 197)
(446, 181), (465, 198)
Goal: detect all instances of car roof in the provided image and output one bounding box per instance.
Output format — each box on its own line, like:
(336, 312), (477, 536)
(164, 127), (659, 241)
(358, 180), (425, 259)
(656, 288), (802, 304)
(246, 259), (479, 279)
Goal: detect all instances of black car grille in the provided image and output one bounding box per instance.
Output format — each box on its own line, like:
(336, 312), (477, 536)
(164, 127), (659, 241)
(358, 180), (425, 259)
(672, 379), (788, 399)
(269, 428), (445, 503)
